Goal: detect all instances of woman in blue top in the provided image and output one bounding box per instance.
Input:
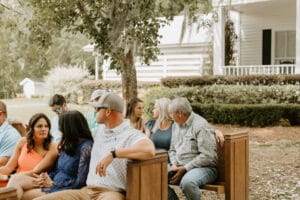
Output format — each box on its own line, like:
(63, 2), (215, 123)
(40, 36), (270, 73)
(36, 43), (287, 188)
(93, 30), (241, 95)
(145, 98), (173, 151)
(7, 110), (93, 200)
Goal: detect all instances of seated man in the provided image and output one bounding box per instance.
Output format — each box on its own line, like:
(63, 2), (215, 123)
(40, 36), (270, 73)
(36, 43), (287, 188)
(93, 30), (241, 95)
(84, 89), (106, 138)
(35, 92), (155, 200)
(0, 101), (21, 167)
(168, 97), (218, 200)
(48, 94), (69, 143)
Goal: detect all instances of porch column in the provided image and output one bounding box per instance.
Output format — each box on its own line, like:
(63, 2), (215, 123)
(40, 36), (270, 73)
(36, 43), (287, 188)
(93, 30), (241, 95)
(296, 0), (300, 74)
(213, 6), (225, 75)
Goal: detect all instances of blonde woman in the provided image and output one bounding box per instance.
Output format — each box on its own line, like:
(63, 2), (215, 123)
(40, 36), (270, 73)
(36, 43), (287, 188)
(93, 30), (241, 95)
(145, 98), (173, 150)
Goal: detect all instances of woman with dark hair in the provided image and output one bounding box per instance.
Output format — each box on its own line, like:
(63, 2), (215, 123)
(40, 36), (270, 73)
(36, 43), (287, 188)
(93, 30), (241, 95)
(125, 97), (150, 136)
(0, 113), (58, 182)
(7, 110), (93, 200)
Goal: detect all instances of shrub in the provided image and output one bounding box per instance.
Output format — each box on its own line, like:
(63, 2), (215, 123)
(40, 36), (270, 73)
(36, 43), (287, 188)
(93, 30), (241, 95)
(80, 80), (160, 103)
(142, 86), (300, 126)
(142, 85), (299, 108)
(161, 74), (300, 87)
(192, 104), (300, 127)
(44, 65), (90, 103)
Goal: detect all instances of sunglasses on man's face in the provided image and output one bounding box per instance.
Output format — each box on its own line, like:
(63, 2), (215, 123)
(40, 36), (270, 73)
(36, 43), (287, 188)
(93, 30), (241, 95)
(53, 107), (62, 114)
(95, 107), (107, 112)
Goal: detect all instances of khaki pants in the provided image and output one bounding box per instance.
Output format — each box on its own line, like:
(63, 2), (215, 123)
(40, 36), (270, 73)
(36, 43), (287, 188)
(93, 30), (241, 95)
(34, 186), (125, 200)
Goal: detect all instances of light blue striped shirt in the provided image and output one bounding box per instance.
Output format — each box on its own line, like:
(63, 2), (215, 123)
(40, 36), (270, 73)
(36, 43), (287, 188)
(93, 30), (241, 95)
(0, 121), (21, 157)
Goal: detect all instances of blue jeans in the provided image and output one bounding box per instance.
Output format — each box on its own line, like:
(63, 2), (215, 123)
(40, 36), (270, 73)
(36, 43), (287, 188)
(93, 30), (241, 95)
(179, 167), (217, 200)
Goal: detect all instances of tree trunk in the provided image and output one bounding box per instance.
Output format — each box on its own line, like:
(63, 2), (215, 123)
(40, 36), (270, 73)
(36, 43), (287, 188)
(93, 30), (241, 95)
(121, 48), (138, 103)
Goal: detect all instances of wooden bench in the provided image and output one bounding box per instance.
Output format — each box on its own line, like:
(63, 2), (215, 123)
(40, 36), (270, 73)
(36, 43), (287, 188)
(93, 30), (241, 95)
(126, 150), (168, 200)
(0, 131), (248, 200)
(11, 123), (27, 137)
(126, 131), (249, 200)
(200, 131), (249, 200)
(0, 150), (168, 200)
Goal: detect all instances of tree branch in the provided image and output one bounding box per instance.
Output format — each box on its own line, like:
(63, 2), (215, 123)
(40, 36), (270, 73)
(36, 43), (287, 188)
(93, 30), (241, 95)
(0, 3), (23, 15)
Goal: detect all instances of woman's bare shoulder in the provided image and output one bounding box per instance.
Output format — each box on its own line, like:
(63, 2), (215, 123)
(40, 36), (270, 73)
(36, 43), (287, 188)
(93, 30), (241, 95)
(48, 142), (59, 154)
(17, 137), (27, 147)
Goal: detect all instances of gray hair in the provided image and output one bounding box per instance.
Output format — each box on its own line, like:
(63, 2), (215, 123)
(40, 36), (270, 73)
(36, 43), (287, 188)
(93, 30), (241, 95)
(152, 98), (171, 133)
(169, 97), (192, 116)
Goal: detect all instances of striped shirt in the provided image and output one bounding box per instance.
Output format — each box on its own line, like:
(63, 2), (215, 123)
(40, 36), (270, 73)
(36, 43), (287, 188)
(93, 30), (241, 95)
(86, 119), (146, 191)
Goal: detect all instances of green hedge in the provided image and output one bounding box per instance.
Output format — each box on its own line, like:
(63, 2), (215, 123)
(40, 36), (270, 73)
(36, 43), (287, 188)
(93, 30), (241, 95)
(79, 79), (160, 103)
(192, 104), (300, 127)
(161, 74), (300, 87)
(142, 85), (299, 109)
(142, 86), (300, 126)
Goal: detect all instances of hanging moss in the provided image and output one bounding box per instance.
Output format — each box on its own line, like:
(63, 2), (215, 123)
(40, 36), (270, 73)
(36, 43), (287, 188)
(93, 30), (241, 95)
(225, 16), (238, 66)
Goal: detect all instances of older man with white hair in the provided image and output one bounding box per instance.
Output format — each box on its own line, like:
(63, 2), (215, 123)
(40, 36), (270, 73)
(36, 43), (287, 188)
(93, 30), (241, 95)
(168, 97), (218, 200)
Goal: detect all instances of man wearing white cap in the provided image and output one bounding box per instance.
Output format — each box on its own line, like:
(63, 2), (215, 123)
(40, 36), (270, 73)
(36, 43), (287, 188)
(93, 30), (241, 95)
(85, 89), (106, 137)
(36, 92), (155, 200)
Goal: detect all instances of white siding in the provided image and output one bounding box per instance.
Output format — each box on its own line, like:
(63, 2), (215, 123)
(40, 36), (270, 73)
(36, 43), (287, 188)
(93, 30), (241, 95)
(213, 0), (271, 7)
(103, 43), (212, 82)
(239, 2), (296, 65)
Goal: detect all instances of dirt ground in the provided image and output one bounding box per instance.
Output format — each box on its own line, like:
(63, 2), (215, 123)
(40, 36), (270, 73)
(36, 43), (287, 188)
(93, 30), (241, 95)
(175, 125), (300, 200)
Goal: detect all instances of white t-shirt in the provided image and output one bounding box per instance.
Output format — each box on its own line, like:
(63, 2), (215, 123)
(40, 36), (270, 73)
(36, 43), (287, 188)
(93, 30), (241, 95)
(86, 119), (146, 191)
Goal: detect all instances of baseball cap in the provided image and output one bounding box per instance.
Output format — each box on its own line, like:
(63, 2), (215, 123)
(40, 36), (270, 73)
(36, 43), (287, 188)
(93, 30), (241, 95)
(89, 92), (124, 113)
(90, 89), (106, 101)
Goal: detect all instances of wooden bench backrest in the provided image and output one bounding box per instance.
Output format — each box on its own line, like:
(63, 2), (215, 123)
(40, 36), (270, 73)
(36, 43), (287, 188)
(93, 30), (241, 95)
(12, 123), (27, 137)
(216, 139), (225, 183)
(126, 150), (168, 200)
(217, 131), (249, 200)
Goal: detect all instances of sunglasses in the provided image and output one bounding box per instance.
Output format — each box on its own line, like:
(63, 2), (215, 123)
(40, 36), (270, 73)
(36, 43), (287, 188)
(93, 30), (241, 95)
(53, 107), (62, 114)
(95, 107), (107, 112)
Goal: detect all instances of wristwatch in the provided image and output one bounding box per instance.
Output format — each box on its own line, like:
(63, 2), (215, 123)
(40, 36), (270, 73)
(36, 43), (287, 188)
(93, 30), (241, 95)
(110, 150), (116, 158)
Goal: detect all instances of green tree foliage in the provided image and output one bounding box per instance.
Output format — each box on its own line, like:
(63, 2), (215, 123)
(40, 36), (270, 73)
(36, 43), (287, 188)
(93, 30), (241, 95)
(25, 0), (213, 101)
(0, 1), (93, 97)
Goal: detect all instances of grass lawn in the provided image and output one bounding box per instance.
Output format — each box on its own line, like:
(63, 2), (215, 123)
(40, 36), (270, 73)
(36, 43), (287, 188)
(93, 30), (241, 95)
(3, 97), (92, 123)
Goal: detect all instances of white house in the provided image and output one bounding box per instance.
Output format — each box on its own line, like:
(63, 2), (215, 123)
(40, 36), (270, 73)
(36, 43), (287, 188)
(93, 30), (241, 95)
(19, 78), (35, 98)
(99, 16), (213, 82)
(213, 0), (299, 75)
(86, 0), (299, 81)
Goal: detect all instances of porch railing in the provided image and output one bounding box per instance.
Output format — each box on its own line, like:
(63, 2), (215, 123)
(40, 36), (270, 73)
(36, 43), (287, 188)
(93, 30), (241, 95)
(103, 54), (205, 82)
(221, 64), (296, 76)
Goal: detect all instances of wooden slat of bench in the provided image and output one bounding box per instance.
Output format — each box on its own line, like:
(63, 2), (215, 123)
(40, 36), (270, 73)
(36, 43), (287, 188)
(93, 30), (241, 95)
(200, 182), (225, 195)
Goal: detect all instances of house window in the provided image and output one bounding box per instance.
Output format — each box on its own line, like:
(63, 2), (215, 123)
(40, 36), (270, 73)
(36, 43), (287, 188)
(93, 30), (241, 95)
(274, 31), (295, 64)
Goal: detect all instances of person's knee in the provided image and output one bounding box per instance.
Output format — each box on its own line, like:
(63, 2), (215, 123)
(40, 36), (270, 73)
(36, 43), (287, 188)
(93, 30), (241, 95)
(180, 180), (197, 192)
(99, 191), (125, 200)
